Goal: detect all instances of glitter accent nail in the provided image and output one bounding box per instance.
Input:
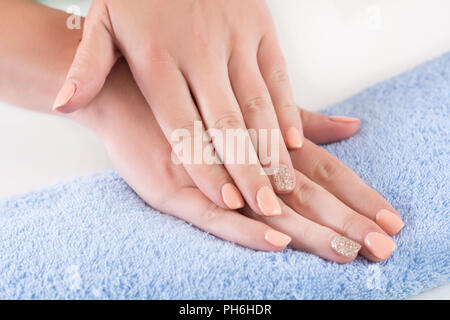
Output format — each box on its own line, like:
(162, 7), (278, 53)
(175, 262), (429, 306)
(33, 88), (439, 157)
(273, 165), (294, 192)
(330, 235), (361, 258)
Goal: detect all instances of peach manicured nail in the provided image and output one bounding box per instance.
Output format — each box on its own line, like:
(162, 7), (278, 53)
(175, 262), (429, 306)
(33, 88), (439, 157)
(265, 229), (291, 248)
(53, 80), (76, 110)
(329, 116), (361, 124)
(221, 183), (244, 210)
(364, 232), (396, 260)
(256, 186), (282, 216)
(285, 126), (303, 149)
(376, 209), (404, 235)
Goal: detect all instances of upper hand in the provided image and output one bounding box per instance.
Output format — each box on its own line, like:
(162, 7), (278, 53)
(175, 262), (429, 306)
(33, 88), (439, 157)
(53, 0), (306, 217)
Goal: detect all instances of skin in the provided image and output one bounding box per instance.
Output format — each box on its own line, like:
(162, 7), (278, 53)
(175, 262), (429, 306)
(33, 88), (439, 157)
(0, 0), (401, 262)
(53, 0), (306, 216)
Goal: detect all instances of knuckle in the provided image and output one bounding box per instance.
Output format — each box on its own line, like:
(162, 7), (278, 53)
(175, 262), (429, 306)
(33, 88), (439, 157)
(140, 44), (173, 68)
(192, 32), (210, 56)
(341, 215), (360, 236)
(270, 66), (289, 84)
(243, 96), (271, 114)
(159, 161), (177, 182)
(312, 159), (345, 184)
(292, 179), (315, 208)
(178, 121), (197, 134)
(297, 223), (315, 244)
(278, 103), (298, 113)
(214, 112), (244, 131)
(198, 161), (219, 179)
(201, 202), (220, 222)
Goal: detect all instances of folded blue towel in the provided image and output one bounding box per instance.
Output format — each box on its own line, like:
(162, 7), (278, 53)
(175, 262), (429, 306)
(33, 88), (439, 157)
(1, 53), (449, 300)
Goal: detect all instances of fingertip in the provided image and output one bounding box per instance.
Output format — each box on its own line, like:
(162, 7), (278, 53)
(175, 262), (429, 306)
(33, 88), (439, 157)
(52, 80), (77, 112)
(272, 164), (296, 194)
(256, 186), (282, 216)
(375, 209), (405, 236)
(364, 232), (396, 260)
(264, 229), (291, 249)
(328, 115), (361, 125)
(330, 234), (362, 260)
(285, 126), (304, 149)
(221, 183), (245, 210)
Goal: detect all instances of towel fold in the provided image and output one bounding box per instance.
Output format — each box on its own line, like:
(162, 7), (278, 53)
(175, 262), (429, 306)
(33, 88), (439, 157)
(1, 52), (449, 299)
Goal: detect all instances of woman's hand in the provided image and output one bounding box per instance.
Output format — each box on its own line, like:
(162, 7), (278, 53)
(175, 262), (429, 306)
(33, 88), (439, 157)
(74, 59), (403, 263)
(53, 0), (305, 217)
(0, 0), (403, 263)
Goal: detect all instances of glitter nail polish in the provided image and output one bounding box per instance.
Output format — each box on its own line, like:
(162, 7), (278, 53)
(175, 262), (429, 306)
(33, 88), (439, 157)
(330, 235), (361, 258)
(273, 164), (294, 192)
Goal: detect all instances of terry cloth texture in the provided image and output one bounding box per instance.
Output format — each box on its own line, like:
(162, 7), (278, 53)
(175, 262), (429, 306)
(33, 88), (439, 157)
(0, 52), (449, 299)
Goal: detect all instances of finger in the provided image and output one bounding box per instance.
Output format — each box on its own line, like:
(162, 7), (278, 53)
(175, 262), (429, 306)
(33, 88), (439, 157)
(184, 61), (282, 217)
(242, 200), (361, 263)
(134, 59), (244, 211)
(228, 50), (296, 194)
(258, 32), (304, 150)
(290, 140), (404, 236)
(53, 1), (119, 113)
(281, 170), (396, 261)
(299, 109), (361, 144)
(163, 187), (291, 251)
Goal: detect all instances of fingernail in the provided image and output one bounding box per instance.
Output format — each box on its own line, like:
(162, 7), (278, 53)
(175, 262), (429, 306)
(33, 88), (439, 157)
(256, 186), (282, 216)
(273, 164), (294, 192)
(53, 80), (76, 110)
(265, 229), (291, 248)
(375, 209), (404, 235)
(330, 235), (361, 258)
(328, 116), (361, 124)
(221, 183), (244, 210)
(364, 232), (396, 260)
(285, 126), (303, 149)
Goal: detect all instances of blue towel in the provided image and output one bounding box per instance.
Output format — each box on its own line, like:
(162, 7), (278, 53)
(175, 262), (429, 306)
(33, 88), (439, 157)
(1, 53), (449, 300)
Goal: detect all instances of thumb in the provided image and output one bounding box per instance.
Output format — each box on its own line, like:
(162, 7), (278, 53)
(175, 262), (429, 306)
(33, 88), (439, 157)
(299, 108), (361, 144)
(53, 3), (119, 113)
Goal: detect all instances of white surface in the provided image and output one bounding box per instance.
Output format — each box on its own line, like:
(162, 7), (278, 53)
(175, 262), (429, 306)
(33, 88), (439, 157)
(0, 0), (449, 299)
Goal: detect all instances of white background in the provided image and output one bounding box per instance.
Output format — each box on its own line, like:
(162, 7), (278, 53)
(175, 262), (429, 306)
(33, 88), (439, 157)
(0, 0), (449, 299)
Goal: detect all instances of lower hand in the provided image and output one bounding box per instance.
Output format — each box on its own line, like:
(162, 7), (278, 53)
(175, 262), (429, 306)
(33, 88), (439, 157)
(73, 60), (403, 263)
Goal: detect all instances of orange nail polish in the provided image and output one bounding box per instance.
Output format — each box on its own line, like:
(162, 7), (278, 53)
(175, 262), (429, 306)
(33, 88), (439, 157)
(328, 116), (361, 124)
(285, 126), (303, 149)
(375, 209), (404, 235)
(265, 229), (291, 248)
(364, 232), (396, 260)
(53, 80), (76, 110)
(256, 186), (282, 216)
(221, 183), (244, 210)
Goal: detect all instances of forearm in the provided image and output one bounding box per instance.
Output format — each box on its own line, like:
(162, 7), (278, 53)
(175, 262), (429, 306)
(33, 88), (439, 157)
(0, 0), (139, 133)
(0, 0), (83, 113)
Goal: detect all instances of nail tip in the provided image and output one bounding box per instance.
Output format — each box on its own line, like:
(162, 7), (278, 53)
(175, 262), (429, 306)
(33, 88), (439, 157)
(52, 81), (76, 112)
(256, 186), (282, 216)
(285, 127), (304, 149)
(331, 235), (361, 258)
(365, 232), (396, 260)
(221, 183), (245, 210)
(273, 165), (295, 193)
(265, 230), (291, 248)
(376, 209), (405, 235)
(329, 115), (361, 124)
